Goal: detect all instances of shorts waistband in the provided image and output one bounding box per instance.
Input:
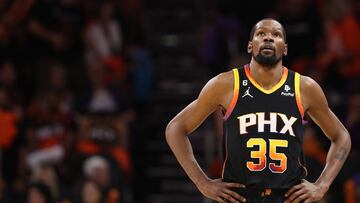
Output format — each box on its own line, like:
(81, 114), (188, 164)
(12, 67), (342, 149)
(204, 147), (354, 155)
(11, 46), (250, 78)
(232, 188), (288, 198)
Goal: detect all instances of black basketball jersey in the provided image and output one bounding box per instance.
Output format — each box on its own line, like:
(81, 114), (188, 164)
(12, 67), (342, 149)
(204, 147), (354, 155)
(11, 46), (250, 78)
(222, 64), (307, 189)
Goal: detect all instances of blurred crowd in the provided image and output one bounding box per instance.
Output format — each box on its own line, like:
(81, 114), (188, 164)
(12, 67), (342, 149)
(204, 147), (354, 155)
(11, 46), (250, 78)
(0, 0), (359, 203)
(0, 0), (152, 202)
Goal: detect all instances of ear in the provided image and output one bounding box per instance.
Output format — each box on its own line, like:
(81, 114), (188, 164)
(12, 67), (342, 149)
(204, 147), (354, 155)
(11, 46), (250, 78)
(283, 44), (288, 56)
(247, 41), (252, 53)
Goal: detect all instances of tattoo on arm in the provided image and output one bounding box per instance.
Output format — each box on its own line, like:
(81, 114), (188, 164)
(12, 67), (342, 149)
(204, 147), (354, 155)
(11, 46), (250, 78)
(335, 147), (347, 161)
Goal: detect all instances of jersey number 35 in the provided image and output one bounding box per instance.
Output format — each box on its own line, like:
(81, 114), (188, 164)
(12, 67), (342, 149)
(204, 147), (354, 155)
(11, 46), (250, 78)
(246, 138), (288, 173)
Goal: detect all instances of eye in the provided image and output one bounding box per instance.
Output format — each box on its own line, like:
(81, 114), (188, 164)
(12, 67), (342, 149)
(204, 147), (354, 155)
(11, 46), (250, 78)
(273, 32), (280, 37)
(257, 31), (265, 36)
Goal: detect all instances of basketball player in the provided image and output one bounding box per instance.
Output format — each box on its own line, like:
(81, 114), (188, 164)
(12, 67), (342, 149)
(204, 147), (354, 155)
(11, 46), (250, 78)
(165, 18), (351, 203)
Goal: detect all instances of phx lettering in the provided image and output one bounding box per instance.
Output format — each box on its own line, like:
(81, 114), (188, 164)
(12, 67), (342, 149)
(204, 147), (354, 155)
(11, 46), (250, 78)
(238, 112), (297, 136)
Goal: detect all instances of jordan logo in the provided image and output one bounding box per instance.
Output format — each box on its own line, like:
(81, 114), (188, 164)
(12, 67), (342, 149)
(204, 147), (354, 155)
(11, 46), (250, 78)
(242, 87), (254, 98)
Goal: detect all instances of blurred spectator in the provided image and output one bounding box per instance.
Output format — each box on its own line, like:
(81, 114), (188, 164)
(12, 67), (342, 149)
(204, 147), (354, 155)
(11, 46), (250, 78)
(25, 182), (53, 203)
(43, 62), (73, 113)
(0, 83), (22, 189)
(83, 156), (111, 189)
(30, 164), (62, 201)
(76, 112), (132, 175)
(84, 0), (125, 83)
(80, 180), (103, 203)
(0, 86), (18, 150)
(22, 88), (71, 168)
(87, 65), (119, 113)
(81, 156), (122, 203)
(74, 64), (133, 174)
(20, 64), (74, 175)
(0, 61), (23, 201)
(76, 63), (131, 114)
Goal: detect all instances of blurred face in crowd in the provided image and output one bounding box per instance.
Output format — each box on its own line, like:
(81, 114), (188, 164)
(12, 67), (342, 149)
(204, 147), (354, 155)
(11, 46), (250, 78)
(27, 188), (46, 203)
(81, 181), (102, 203)
(90, 165), (110, 188)
(31, 165), (58, 198)
(248, 19), (288, 67)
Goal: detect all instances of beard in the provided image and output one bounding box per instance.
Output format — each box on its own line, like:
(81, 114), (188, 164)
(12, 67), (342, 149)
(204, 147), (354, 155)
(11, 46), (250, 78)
(253, 49), (282, 67)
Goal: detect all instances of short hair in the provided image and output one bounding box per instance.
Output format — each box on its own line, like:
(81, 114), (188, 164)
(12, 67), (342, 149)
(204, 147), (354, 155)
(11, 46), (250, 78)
(249, 18), (287, 42)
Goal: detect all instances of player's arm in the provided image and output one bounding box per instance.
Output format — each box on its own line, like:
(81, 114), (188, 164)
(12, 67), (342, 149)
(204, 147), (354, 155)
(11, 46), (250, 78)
(165, 71), (246, 203)
(285, 76), (351, 203)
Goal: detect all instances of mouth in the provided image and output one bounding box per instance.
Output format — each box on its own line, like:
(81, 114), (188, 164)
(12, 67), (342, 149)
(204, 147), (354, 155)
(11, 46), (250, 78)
(260, 45), (275, 54)
(260, 44), (275, 52)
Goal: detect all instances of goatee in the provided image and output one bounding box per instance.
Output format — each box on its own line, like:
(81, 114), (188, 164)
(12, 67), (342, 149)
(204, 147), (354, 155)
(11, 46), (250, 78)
(254, 51), (282, 67)
(253, 44), (283, 68)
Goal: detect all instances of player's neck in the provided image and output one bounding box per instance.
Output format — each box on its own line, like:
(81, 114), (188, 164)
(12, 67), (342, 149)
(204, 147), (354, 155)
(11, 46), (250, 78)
(248, 60), (284, 90)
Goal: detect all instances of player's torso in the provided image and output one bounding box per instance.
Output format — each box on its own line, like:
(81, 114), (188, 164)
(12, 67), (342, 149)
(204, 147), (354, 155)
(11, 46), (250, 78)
(222, 65), (307, 189)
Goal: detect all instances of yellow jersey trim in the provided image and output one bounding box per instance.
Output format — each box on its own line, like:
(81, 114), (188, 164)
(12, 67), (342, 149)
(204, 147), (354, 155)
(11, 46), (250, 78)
(244, 66), (288, 94)
(224, 68), (240, 120)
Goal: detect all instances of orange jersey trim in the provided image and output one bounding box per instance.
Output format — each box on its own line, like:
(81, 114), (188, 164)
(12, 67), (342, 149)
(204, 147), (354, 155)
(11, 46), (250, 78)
(223, 69), (239, 120)
(244, 66), (288, 94)
(295, 73), (305, 119)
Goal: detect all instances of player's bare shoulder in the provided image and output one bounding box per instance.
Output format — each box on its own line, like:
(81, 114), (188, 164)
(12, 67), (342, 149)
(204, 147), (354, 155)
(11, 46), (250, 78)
(212, 70), (234, 92)
(208, 70), (235, 111)
(299, 75), (327, 112)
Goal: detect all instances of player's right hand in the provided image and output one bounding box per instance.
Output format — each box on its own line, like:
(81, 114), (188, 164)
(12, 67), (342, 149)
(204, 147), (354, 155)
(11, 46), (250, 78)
(197, 178), (246, 203)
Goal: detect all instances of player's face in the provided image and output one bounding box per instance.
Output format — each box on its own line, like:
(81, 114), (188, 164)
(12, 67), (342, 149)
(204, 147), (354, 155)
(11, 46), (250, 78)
(248, 20), (288, 67)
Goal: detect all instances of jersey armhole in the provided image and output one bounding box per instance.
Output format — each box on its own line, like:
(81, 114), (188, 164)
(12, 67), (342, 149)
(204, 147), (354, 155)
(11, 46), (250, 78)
(223, 69), (240, 120)
(295, 73), (305, 120)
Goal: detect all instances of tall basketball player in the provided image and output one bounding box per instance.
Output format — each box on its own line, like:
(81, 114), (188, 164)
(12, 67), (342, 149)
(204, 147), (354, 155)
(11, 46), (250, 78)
(165, 18), (351, 203)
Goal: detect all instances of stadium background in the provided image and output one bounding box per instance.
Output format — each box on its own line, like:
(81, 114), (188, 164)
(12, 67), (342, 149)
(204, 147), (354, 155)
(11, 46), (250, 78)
(0, 0), (359, 202)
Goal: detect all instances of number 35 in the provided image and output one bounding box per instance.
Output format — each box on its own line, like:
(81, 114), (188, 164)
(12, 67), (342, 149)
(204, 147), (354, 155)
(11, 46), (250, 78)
(246, 138), (288, 173)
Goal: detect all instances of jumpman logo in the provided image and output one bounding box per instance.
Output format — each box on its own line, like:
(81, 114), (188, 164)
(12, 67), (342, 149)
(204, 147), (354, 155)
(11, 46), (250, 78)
(242, 87), (254, 98)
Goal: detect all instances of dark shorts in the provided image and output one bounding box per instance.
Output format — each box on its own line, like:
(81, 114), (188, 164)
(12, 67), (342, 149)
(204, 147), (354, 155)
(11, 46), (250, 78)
(228, 188), (288, 203)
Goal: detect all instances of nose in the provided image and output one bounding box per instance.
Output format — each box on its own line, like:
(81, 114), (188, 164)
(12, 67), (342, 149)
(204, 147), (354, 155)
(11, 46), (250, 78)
(263, 33), (274, 42)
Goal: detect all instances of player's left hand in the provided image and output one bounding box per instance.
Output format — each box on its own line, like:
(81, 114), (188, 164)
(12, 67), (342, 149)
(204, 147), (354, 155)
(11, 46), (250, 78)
(284, 179), (326, 203)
